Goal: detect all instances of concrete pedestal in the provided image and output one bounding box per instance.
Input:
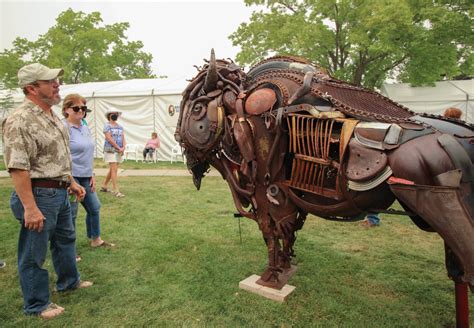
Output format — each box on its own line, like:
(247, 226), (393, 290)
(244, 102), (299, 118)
(239, 266), (297, 302)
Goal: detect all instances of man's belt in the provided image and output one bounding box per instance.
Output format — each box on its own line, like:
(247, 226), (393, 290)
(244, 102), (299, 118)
(31, 179), (70, 189)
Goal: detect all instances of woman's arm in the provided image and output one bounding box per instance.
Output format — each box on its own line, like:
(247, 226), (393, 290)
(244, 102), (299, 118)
(104, 132), (121, 151)
(121, 131), (127, 150)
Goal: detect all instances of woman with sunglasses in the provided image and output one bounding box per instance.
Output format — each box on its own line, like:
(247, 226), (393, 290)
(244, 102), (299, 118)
(62, 94), (114, 250)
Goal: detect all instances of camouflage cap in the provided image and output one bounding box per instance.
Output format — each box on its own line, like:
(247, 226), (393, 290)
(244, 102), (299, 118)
(18, 63), (64, 88)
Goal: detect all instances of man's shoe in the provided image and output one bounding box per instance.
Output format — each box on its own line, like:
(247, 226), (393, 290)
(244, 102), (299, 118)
(0, 260), (5, 269)
(39, 303), (64, 319)
(76, 280), (93, 289)
(53, 280), (93, 293)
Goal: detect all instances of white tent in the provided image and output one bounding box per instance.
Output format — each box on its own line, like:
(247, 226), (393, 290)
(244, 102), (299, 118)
(381, 80), (473, 123)
(1, 77), (189, 160)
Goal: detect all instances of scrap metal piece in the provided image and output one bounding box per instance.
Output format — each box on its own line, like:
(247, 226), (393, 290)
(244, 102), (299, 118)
(348, 166), (393, 191)
(245, 88), (277, 115)
(345, 139), (388, 182)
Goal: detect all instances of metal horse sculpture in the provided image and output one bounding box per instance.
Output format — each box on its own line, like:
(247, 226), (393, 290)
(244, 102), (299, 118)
(176, 50), (473, 325)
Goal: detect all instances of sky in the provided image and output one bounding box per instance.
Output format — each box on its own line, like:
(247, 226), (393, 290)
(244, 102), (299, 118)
(0, 0), (256, 82)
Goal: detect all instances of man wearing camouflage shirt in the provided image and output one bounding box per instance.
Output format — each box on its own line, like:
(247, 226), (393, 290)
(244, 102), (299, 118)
(2, 63), (93, 319)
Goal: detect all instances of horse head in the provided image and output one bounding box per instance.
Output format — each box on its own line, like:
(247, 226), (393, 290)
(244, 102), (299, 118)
(175, 49), (245, 189)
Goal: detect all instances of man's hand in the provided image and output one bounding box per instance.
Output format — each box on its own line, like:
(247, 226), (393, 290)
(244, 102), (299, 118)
(90, 176), (96, 193)
(24, 206), (46, 232)
(10, 169), (46, 232)
(70, 181), (86, 201)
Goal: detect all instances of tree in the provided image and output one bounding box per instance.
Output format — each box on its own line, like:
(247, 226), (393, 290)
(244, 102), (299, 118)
(0, 8), (156, 86)
(229, 0), (473, 88)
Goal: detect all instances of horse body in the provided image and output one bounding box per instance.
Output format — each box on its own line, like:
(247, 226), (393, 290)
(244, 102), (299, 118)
(176, 51), (474, 293)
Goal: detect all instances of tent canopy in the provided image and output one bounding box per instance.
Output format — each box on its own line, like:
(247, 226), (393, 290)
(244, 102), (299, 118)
(59, 77), (188, 97)
(381, 80), (473, 123)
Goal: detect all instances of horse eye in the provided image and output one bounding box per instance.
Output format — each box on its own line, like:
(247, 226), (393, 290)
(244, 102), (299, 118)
(193, 103), (204, 112)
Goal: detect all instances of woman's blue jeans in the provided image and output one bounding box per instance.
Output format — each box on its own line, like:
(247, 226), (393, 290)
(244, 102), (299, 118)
(70, 177), (102, 239)
(10, 188), (80, 315)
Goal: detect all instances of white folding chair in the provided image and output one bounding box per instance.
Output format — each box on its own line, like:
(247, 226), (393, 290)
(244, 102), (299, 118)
(144, 147), (158, 163)
(170, 144), (184, 163)
(123, 144), (141, 162)
(152, 149), (159, 163)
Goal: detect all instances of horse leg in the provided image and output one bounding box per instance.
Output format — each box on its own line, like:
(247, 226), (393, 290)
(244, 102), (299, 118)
(277, 210), (307, 270)
(259, 234), (299, 290)
(259, 209), (307, 288)
(258, 235), (283, 288)
(280, 235), (294, 269)
(445, 245), (471, 328)
(274, 212), (297, 270)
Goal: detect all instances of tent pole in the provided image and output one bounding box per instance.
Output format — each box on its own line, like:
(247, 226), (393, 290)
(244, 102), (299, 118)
(447, 81), (469, 119)
(92, 92), (98, 158)
(152, 89), (156, 133)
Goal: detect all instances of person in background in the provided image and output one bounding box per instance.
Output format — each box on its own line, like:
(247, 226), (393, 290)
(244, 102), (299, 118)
(2, 63), (92, 319)
(143, 132), (161, 162)
(101, 110), (126, 197)
(443, 107), (462, 119)
(62, 94), (115, 250)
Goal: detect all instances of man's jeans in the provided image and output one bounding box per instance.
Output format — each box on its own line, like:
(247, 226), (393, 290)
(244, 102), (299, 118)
(366, 213), (381, 226)
(10, 188), (80, 315)
(70, 177), (101, 239)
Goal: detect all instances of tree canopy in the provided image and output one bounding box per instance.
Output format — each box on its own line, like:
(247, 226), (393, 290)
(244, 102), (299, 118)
(0, 8), (156, 89)
(230, 0), (473, 88)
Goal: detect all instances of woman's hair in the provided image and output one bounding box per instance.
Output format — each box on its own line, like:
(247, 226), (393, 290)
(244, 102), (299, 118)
(62, 93), (86, 118)
(152, 132), (158, 138)
(443, 107), (462, 119)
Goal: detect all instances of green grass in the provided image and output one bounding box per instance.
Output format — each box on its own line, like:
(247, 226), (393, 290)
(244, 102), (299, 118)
(92, 158), (187, 170)
(0, 156), (186, 171)
(0, 176), (472, 327)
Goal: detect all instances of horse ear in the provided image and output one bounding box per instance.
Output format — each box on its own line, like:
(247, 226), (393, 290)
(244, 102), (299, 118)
(203, 48), (218, 93)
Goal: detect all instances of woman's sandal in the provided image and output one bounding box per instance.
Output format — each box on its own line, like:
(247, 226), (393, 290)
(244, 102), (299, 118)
(113, 191), (125, 198)
(99, 187), (109, 192)
(91, 241), (115, 248)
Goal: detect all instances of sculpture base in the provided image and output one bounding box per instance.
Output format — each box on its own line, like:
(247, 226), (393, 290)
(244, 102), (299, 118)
(256, 265), (298, 289)
(239, 266), (297, 302)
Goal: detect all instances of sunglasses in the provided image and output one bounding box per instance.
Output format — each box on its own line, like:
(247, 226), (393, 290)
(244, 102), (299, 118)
(70, 106), (88, 112)
(35, 78), (61, 85)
